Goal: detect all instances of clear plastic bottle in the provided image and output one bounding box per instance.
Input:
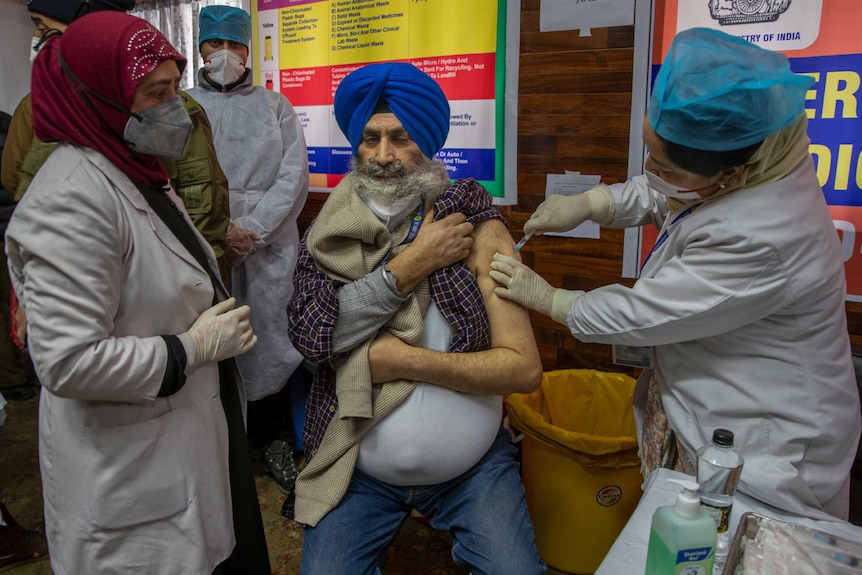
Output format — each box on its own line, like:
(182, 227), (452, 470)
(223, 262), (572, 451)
(697, 428), (744, 574)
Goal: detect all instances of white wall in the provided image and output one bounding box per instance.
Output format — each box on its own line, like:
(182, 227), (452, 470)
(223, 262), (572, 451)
(0, 0), (32, 116)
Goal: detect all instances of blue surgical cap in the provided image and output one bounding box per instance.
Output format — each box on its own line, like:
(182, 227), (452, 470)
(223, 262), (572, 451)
(199, 5), (251, 48)
(334, 62), (450, 159)
(648, 27), (813, 152)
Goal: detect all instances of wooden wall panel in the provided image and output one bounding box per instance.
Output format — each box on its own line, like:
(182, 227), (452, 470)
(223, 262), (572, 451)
(848, 303), (862, 346)
(295, 0), (861, 373)
(298, 192), (327, 236)
(518, 93), (632, 115)
(514, 1), (637, 373)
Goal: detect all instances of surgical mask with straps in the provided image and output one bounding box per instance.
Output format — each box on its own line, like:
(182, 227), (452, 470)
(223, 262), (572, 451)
(29, 36), (42, 64)
(643, 171), (711, 200)
(30, 28), (61, 64)
(58, 51), (192, 159)
(203, 49), (247, 88)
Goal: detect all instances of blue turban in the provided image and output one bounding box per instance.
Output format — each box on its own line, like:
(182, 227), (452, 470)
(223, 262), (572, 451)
(199, 5), (251, 48)
(334, 62), (450, 159)
(648, 27), (813, 151)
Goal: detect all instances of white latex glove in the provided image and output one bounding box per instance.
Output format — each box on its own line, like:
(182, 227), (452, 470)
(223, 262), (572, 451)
(185, 297), (257, 368)
(490, 253), (583, 324)
(524, 187), (612, 236)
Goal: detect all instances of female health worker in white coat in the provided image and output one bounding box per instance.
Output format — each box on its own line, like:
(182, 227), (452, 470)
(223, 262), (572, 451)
(6, 12), (269, 574)
(490, 27), (861, 522)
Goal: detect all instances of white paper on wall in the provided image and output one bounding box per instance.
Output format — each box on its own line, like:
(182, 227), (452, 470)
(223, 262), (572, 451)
(539, 0), (635, 37)
(542, 172), (602, 239)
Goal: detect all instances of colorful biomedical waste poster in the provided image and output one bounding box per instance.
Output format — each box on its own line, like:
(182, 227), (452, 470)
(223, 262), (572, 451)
(252, 0), (512, 201)
(634, 0), (862, 300)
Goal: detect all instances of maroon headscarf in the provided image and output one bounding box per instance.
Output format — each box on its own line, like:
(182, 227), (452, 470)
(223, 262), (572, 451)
(31, 12), (186, 186)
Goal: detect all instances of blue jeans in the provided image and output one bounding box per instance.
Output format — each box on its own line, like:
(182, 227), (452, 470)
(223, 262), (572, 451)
(300, 428), (546, 575)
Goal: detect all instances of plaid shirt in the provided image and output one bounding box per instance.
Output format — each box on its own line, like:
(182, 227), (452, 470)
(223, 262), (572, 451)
(287, 178), (504, 463)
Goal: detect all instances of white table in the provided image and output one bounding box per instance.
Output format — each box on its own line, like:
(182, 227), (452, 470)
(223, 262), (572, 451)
(594, 468), (862, 574)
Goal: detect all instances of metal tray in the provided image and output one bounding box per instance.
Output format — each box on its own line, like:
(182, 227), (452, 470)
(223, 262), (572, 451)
(724, 512), (862, 574)
(724, 512), (768, 574)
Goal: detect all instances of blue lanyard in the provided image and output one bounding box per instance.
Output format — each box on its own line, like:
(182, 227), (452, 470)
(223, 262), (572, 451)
(377, 203), (425, 267)
(643, 203), (699, 268)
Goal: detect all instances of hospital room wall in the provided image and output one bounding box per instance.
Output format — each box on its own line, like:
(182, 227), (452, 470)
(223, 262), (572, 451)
(0, 0), (34, 118)
(295, 1), (638, 374)
(3, 0), (858, 373)
(299, 0), (862, 373)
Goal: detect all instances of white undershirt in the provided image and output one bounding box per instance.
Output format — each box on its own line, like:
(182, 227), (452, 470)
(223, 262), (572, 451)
(356, 300), (502, 485)
(356, 197), (502, 485)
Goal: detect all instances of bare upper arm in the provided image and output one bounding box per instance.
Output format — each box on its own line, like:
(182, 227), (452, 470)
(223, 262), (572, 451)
(467, 219), (541, 360)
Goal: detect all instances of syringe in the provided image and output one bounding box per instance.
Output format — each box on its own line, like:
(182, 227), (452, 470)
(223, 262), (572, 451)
(513, 231), (535, 253)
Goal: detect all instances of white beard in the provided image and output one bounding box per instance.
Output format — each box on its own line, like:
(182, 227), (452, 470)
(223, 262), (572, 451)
(353, 158), (451, 228)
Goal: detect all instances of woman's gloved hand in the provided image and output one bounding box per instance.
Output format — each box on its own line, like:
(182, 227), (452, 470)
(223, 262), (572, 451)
(523, 186), (612, 236)
(186, 297), (257, 367)
(490, 253), (583, 324)
(524, 194), (593, 236)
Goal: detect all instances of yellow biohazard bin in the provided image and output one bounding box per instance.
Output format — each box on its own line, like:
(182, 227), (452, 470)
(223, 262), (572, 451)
(506, 369), (643, 574)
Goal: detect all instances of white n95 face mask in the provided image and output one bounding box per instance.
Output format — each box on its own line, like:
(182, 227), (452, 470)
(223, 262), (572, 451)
(204, 49), (247, 87)
(124, 97), (193, 159)
(644, 170), (711, 200)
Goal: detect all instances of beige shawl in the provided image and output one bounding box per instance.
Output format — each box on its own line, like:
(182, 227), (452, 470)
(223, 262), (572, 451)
(294, 174), (437, 526)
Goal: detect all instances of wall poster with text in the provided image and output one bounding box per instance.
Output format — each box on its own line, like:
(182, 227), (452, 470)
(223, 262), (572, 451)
(252, 0), (516, 203)
(631, 0), (862, 300)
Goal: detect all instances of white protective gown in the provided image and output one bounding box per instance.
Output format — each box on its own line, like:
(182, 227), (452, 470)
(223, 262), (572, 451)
(188, 71), (309, 401)
(564, 161), (861, 521)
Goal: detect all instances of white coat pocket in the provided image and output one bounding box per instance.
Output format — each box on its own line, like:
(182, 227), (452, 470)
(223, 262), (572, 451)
(86, 410), (189, 530)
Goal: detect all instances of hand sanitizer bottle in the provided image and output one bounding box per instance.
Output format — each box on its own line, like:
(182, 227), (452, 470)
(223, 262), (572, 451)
(645, 478), (717, 575)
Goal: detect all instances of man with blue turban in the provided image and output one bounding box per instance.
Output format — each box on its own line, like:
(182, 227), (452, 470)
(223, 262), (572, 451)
(285, 62), (546, 574)
(491, 27), (860, 529)
(333, 62), (451, 160)
(188, 5), (311, 499)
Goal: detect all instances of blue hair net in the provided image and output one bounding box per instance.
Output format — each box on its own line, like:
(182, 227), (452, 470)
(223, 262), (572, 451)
(199, 5), (251, 48)
(334, 62), (450, 159)
(648, 27), (813, 151)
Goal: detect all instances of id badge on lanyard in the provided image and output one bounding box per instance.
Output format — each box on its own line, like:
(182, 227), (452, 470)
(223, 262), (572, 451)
(613, 345), (654, 369)
(613, 203), (699, 370)
(377, 204), (425, 267)
(643, 202), (700, 269)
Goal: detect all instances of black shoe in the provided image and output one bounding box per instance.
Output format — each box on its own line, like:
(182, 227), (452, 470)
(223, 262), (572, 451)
(0, 503), (48, 572)
(0, 384), (37, 401)
(263, 439), (299, 496)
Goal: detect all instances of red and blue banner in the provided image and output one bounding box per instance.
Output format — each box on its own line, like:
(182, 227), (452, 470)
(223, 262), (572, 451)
(640, 0), (862, 300)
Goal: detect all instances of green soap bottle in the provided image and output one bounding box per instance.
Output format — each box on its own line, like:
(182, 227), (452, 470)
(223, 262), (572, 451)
(645, 478), (717, 575)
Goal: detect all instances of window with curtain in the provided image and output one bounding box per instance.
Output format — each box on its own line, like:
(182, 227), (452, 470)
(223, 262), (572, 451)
(131, 0), (243, 89)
